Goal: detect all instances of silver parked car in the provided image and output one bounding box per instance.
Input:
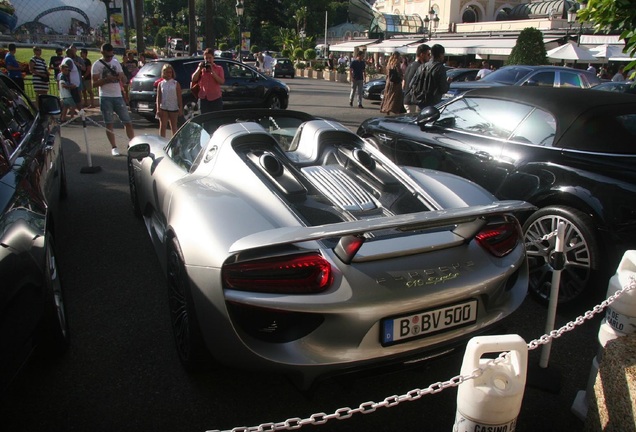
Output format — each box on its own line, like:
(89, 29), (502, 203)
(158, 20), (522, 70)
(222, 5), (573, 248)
(127, 109), (533, 388)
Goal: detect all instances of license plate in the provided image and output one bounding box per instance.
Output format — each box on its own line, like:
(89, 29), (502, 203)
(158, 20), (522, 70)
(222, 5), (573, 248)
(138, 102), (149, 110)
(381, 299), (478, 346)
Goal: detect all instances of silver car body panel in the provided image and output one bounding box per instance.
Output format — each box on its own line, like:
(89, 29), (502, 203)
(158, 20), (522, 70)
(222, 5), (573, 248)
(128, 111), (532, 386)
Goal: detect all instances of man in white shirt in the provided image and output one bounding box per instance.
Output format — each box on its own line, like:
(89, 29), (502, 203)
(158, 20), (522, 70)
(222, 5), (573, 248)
(262, 51), (274, 76)
(91, 43), (135, 156)
(62, 46), (83, 110)
(476, 61), (492, 80)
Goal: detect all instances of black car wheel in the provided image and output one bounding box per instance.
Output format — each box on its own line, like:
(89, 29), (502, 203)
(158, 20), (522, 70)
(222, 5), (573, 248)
(127, 157), (142, 218)
(37, 233), (69, 355)
(167, 238), (214, 371)
(183, 101), (200, 120)
(266, 94), (282, 109)
(523, 206), (600, 305)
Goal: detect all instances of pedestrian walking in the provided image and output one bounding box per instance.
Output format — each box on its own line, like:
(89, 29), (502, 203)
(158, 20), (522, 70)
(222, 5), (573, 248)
(380, 52), (406, 116)
(91, 43), (135, 156)
(262, 51), (274, 76)
(191, 48), (225, 114)
(5, 43), (24, 90)
(348, 52), (366, 108)
(476, 61), (492, 80)
(29, 46), (50, 104)
(403, 44), (430, 114)
(156, 64), (183, 138)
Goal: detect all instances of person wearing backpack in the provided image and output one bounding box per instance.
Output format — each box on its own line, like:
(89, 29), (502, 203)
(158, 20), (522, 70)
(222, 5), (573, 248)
(403, 44), (430, 114)
(414, 44), (450, 110)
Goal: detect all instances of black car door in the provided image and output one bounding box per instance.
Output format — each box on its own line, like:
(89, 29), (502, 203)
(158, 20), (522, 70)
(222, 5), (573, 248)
(396, 96), (537, 193)
(222, 61), (263, 107)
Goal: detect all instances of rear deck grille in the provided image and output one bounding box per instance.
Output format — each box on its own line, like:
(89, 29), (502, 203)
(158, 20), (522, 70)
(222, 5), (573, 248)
(302, 166), (376, 211)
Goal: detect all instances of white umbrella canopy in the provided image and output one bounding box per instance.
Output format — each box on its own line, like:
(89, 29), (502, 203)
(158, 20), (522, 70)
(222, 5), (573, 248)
(590, 44), (633, 62)
(546, 42), (597, 62)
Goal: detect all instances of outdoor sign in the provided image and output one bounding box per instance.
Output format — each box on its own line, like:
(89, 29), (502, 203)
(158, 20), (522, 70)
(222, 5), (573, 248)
(109, 7), (125, 49)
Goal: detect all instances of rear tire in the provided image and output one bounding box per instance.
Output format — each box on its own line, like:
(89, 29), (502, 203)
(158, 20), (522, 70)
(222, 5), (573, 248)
(523, 206), (601, 305)
(166, 238), (214, 372)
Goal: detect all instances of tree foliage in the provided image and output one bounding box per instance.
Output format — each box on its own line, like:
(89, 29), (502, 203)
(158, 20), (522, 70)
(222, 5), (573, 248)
(578, 0), (636, 66)
(507, 28), (547, 65)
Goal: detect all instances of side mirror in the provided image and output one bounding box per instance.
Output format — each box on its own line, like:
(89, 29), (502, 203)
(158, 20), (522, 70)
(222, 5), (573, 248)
(39, 95), (62, 116)
(128, 143), (151, 161)
(415, 106), (441, 131)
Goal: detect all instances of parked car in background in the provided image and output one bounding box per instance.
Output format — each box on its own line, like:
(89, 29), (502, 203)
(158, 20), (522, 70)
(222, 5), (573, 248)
(129, 56), (290, 122)
(127, 108), (532, 388)
(358, 86), (636, 305)
(0, 74), (69, 392)
(592, 81), (636, 94)
(272, 57), (295, 78)
(363, 67), (478, 101)
(443, 65), (601, 100)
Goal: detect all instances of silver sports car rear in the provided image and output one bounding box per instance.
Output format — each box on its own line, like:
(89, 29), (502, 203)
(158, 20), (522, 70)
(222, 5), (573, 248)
(127, 109), (533, 388)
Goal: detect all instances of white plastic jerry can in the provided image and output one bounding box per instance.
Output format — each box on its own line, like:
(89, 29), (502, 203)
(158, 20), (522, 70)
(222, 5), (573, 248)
(453, 334), (528, 432)
(601, 250), (636, 344)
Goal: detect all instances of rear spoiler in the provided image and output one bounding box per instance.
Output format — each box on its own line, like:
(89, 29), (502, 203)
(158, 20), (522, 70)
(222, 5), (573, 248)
(229, 200), (535, 261)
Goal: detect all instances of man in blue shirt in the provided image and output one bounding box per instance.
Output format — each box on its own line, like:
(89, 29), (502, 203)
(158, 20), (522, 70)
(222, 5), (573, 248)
(5, 43), (24, 90)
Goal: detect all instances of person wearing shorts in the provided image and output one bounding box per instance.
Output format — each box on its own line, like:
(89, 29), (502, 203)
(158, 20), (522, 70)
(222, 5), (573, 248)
(91, 43), (135, 156)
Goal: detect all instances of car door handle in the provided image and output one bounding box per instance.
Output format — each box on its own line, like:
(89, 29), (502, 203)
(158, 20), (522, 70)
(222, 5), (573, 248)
(44, 134), (56, 151)
(475, 151), (493, 161)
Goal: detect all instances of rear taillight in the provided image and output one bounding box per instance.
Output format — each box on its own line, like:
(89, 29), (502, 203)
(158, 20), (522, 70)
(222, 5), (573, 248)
(222, 253), (333, 294)
(475, 221), (520, 257)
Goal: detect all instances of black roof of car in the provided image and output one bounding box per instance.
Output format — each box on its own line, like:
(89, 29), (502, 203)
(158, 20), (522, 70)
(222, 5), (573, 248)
(457, 86), (636, 140)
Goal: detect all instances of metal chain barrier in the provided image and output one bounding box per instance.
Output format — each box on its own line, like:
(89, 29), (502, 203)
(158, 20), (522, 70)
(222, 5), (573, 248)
(205, 222), (635, 432)
(59, 109), (130, 141)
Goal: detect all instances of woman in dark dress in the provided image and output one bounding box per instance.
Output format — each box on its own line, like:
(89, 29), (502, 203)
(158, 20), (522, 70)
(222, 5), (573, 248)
(380, 52), (406, 116)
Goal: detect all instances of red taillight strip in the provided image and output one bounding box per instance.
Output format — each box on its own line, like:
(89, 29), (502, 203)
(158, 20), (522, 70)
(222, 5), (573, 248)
(475, 222), (520, 258)
(222, 253), (333, 294)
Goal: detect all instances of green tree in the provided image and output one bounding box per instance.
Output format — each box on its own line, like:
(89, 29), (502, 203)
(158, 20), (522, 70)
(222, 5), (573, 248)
(292, 47), (305, 63)
(578, 0), (636, 68)
(155, 26), (177, 47)
(506, 28), (547, 65)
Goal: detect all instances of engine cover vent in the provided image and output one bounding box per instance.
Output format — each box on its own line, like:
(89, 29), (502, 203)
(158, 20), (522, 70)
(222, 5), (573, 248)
(302, 166), (377, 212)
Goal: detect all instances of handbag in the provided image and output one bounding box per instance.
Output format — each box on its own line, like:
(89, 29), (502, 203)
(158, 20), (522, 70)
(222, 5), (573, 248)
(190, 80), (200, 99)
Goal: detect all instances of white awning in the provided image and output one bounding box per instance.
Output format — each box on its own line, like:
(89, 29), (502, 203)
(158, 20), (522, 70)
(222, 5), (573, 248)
(365, 38), (425, 53)
(329, 39), (379, 52)
(402, 37), (561, 56)
(580, 35), (621, 45)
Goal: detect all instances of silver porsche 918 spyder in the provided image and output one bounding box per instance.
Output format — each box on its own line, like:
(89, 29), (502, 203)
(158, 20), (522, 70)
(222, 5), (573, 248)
(127, 109), (534, 388)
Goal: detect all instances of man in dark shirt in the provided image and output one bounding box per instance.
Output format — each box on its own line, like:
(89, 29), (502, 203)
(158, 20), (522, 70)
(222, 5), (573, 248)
(49, 47), (64, 79)
(416, 44), (449, 109)
(348, 52), (366, 108)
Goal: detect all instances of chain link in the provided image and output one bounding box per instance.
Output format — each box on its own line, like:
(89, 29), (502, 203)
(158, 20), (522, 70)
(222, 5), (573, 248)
(206, 274), (636, 432)
(524, 227), (558, 248)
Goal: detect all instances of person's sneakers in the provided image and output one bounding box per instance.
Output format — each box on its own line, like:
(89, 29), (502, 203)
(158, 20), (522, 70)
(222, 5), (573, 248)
(349, 100), (353, 107)
(358, 104), (364, 108)
(111, 147), (120, 157)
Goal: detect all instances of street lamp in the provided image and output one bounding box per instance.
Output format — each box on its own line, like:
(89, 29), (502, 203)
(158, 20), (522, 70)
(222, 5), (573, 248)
(567, 3), (577, 44)
(195, 15), (201, 51)
(432, 13), (440, 38)
(235, 0), (244, 63)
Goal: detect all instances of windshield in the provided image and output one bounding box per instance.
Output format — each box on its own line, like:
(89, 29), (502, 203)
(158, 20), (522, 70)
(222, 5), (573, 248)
(480, 66), (532, 84)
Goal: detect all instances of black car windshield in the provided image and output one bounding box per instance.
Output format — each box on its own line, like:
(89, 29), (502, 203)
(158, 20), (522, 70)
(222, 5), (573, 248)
(480, 67), (532, 84)
(138, 62), (163, 78)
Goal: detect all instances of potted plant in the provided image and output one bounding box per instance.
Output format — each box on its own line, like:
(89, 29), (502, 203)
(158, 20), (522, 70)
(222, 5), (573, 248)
(336, 62), (348, 83)
(313, 62), (325, 79)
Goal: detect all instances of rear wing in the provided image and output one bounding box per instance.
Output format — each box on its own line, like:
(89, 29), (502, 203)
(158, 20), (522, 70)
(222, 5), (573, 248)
(230, 200), (535, 262)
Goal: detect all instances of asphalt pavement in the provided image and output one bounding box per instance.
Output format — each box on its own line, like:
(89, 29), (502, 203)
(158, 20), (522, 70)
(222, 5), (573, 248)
(0, 78), (608, 432)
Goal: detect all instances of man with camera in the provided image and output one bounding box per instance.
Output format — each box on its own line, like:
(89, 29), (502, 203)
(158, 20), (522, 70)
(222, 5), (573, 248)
(191, 48), (225, 113)
(91, 43), (135, 156)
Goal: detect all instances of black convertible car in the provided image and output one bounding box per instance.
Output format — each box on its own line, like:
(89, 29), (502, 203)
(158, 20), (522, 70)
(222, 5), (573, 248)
(358, 86), (636, 305)
(0, 75), (68, 392)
